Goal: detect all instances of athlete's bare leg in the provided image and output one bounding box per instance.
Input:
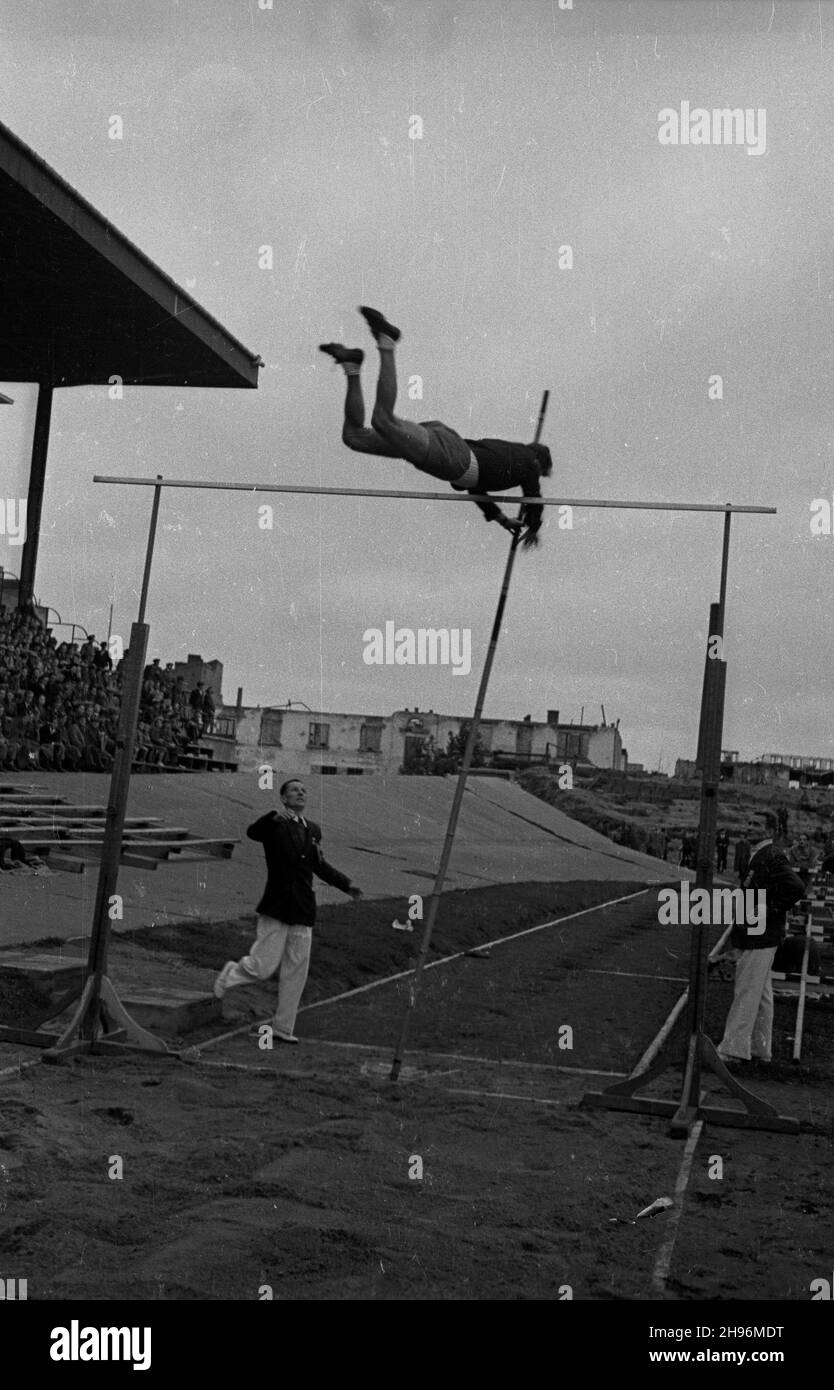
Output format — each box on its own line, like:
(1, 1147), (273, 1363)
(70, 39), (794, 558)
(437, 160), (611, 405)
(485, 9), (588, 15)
(359, 307), (432, 466)
(320, 343), (400, 457)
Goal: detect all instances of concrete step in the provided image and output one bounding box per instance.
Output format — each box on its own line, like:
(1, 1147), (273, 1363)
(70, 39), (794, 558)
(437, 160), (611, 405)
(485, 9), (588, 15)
(0, 952), (84, 987)
(120, 986), (221, 1036)
(0, 953), (84, 1022)
(0, 954), (220, 1037)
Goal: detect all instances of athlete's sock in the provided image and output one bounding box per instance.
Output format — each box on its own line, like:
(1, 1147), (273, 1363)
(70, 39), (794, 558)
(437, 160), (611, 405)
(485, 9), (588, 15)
(376, 333), (397, 352)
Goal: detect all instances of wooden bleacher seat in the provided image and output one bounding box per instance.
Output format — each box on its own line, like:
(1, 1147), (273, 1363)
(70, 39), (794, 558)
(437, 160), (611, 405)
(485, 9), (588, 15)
(1, 785), (237, 874)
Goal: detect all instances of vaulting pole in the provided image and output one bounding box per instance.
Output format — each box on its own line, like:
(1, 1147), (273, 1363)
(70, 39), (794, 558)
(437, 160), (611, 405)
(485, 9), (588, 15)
(389, 391), (550, 1081)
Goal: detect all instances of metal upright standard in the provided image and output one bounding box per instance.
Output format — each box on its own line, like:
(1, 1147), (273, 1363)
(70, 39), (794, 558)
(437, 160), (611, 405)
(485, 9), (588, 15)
(4, 454), (773, 1073)
(582, 513), (798, 1135)
(41, 478), (169, 1061)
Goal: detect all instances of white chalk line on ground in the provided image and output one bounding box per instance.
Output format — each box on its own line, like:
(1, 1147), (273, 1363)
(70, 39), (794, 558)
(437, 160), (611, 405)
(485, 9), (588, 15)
(198, 886), (653, 1054)
(650, 1119), (705, 1296)
(446, 1089), (564, 1107)
(184, 1038), (626, 1082)
(0, 1057), (43, 1082)
(184, 1060), (620, 1089)
(583, 969), (688, 984)
(304, 1038), (626, 1078)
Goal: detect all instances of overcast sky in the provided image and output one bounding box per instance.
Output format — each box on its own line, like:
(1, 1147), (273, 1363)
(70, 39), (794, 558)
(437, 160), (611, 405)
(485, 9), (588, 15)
(1, 0), (832, 769)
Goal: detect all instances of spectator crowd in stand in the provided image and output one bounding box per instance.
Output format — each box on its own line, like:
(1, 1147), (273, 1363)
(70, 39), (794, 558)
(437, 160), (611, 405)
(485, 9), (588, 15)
(0, 606), (216, 773)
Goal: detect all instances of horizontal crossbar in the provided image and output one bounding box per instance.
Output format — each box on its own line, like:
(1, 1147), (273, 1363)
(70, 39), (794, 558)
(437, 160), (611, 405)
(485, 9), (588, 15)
(92, 475), (776, 515)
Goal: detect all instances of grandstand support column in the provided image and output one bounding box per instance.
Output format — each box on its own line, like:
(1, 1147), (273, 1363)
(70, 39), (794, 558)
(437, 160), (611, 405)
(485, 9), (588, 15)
(18, 383), (53, 608)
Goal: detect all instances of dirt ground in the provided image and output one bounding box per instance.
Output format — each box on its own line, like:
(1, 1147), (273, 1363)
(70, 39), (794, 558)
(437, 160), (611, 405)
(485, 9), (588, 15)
(0, 880), (832, 1301)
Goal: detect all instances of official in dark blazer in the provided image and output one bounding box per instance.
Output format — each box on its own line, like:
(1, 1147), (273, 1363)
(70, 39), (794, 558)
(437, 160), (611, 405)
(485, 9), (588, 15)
(213, 778), (361, 1042)
(717, 828), (806, 1066)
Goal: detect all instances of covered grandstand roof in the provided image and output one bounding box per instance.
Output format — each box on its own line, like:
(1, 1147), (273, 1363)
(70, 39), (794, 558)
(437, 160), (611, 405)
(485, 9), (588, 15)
(0, 119), (261, 389)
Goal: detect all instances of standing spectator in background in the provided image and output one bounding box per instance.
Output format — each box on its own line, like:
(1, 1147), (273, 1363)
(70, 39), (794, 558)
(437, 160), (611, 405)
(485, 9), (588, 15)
(646, 827), (666, 861)
(667, 831), (683, 867)
(201, 686), (215, 733)
(717, 823), (806, 1067)
(189, 682), (205, 715)
(733, 827), (753, 885)
(788, 833), (817, 888)
(681, 831), (697, 870)
(715, 827), (730, 874)
(776, 805), (789, 841)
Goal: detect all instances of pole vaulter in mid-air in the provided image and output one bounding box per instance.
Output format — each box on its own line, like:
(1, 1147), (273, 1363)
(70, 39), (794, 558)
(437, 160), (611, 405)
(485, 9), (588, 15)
(320, 306), (553, 547)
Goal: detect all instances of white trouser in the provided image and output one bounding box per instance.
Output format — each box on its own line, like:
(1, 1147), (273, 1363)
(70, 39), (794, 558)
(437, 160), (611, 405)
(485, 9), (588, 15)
(718, 947), (776, 1061)
(224, 915), (312, 1037)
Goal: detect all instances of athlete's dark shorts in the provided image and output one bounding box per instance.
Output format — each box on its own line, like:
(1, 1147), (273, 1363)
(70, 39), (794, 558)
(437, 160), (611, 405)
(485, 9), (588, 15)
(417, 420), (474, 483)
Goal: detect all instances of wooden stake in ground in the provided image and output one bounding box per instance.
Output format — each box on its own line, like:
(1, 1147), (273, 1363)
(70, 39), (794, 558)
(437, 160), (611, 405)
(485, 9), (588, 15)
(389, 391), (550, 1082)
(792, 914), (813, 1062)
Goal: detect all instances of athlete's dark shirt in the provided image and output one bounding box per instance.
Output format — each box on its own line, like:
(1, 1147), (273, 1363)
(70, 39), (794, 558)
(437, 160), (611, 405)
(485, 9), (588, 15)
(463, 438), (543, 525)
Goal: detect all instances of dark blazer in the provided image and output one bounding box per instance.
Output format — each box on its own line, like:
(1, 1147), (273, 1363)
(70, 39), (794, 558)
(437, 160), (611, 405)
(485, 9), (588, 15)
(733, 837), (751, 880)
(246, 811), (353, 926)
(730, 841), (806, 951)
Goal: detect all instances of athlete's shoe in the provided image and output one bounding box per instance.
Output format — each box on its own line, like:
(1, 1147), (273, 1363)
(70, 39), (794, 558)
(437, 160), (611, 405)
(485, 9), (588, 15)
(716, 1053), (746, 1070)
(319, 343), (364, 365)
(358, 306), (401, 342)
(213, 961), (236, 999)
(247, 1022), (299, 1044)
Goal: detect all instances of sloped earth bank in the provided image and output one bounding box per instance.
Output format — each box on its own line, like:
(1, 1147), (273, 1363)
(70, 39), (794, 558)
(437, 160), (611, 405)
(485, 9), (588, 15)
(0, 881), (831, 1300)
